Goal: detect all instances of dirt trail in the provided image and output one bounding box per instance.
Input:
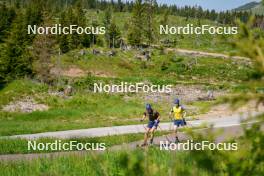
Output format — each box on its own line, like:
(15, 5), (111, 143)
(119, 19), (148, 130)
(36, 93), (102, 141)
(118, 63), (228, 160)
(166, 48), (250, 60)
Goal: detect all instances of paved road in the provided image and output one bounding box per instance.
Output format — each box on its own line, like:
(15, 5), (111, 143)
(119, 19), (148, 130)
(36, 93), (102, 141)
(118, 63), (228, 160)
(4, 111), (259, 140)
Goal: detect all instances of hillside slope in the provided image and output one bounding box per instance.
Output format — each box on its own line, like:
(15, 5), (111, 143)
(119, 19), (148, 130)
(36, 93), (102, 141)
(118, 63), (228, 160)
(251, 3), (264, 15)
(234, 1), (260, 11)
(234, 1), (264, 15)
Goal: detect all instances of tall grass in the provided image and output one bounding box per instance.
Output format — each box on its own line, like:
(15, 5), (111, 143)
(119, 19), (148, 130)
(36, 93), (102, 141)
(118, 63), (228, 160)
(1, 117), (263, 176)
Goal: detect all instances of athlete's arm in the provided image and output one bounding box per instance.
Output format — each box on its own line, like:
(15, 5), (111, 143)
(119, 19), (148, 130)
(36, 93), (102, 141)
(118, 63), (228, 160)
(156, 112), (161, 121)
(141, 112), (147, 122)
(183, 111), (187, 118)
(182, 107), (186, 119)
(169, 108), (173, 120)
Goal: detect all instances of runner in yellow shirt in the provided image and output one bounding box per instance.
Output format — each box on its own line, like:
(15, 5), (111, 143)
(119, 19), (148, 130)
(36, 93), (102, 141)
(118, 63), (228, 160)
(169, 98), (186, 143)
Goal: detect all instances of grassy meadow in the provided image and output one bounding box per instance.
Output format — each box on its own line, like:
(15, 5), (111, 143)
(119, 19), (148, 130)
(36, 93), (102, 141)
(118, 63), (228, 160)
(0, 1), (263, 175)
(1, 5), (262, 137)
(0, 49), (255, 136)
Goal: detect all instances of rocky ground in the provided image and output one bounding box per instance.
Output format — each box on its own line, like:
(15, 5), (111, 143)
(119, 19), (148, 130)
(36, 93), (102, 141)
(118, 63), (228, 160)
(142, 85), (226, 104)
(2, 97), (49, 113)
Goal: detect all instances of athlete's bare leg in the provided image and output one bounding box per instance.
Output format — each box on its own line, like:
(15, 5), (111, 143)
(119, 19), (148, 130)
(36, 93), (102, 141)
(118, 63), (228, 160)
(174, 125), (180, 143)
(142, 128), (151, 146)
(149, 127), (156, 144)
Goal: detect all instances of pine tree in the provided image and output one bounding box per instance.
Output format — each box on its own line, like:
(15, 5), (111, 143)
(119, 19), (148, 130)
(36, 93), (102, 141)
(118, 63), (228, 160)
(87, 0), (96, 9)
(66, 7), (79, 50)
(0, 3), (16, 42)
(59, 10), (70, 53)
(103, 7), (112, 48)
(75, 1), (92, 48)
(32, 13), (56, 83)
(160, 9), (169, 26)
(117, 0), (123, 12)
(91, 19), (100, 46)
(21, 1), (43, 45)
(58, 4), (87, 53)
(143, 0), (156, 46)
(127, 0), (144, 46)
(0, 1), (43, 81)
(108, 20), (121, 48)
(1, 12), (34, 81)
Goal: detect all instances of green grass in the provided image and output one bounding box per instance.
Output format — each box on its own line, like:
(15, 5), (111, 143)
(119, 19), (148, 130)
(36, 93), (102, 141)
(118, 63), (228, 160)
(0, 144), (253, 176)
(0, 80), (48, 106)
(0, 45), (256, 137)
(0, 51), (255, 136)
(0, 149), (209, 176)
(60, 48), (254, 84)
(0, 131), (170, 154)
(188, 101), (214, 116)
(0, 117), (262, 176)
(0, 91), (144, 136)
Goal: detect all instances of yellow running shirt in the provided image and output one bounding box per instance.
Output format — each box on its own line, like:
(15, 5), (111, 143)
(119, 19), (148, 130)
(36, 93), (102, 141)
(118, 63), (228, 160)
(172, 106), (184, 120)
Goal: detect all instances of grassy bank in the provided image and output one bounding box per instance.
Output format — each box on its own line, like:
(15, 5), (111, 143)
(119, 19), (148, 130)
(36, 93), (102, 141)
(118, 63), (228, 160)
(0, 149), (207, 176)
(0, 144), (258, 176)
(59, 49), (253, 83)
(0, 131), (171, 155)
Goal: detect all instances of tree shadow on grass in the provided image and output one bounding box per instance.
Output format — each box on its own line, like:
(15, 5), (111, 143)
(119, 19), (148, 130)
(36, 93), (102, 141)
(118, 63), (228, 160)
(0, 82), (5, 91)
